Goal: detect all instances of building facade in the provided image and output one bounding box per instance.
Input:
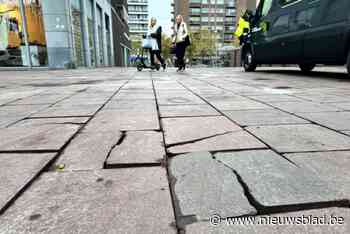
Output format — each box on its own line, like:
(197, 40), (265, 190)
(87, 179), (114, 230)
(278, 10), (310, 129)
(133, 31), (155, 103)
(112, 0), (131, 66)
(172, 0), (237, 48)
(127, 0), (148, 42)
(0, 0), (119, 69)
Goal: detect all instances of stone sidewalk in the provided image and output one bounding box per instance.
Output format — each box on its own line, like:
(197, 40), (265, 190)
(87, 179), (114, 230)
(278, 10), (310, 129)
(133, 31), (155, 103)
(0, 67), (350, 233)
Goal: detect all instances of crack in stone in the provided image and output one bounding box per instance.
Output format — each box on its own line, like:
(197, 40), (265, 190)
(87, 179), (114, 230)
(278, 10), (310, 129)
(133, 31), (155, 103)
(166, 131), (241, 149)
(213, 156), (350, 216)
(103, 131), (127, 169)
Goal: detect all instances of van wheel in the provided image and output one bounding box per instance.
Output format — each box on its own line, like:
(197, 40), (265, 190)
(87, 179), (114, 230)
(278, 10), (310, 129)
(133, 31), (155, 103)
(243, 50), (257, 72)
(347, 50), (350, 77)
(299, 63), (315, 73)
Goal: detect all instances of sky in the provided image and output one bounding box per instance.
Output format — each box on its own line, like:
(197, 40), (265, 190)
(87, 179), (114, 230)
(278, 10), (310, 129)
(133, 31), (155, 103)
(148, 0), (173, 36)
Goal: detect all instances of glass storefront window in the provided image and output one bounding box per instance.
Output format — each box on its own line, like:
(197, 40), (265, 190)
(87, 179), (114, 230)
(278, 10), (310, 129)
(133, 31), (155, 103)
(0, 0), (47, 67)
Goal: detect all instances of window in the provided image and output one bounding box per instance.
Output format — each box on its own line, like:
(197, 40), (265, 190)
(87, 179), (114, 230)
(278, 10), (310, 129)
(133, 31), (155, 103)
(279, 0), (300, 7)
(262, 0), (273, 16)
(273, 14), (289, 28)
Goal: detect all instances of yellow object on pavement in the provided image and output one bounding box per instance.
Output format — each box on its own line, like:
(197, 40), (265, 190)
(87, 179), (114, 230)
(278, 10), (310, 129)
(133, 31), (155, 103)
(234, 17), (250, 38)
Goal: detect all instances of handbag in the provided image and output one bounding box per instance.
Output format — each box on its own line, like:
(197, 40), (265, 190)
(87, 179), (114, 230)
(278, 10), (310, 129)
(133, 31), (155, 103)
(184, 35), (191, 47)
(142, 37), (153, 49)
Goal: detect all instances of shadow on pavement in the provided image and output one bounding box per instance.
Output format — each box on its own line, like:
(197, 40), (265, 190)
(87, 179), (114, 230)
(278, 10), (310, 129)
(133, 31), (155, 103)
(256, 69), (349, 82)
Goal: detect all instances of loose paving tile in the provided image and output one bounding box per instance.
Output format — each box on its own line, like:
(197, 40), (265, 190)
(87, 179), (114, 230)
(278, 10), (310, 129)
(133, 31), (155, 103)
(216, 150), (344, 207)
(286, 151), (350, 199)
(168, 131), (266, 154)
(0, 124), (80, 152)
(162, 116), (241, 146)
(31, 104), (100, 117)
(0, 169), (176, 234)
(57, 130), (121, 171)
(13, 117), (90, 127)
(247, 124), (350, 153)
(299, 112), (350, 131)
(106, 131), (165, 166)
(270, 101), (341, 113)
(224, 109), (309, 126)
(85, 110), (160, 132)
(0, 153), (56, 213)
(185, 208), (350, 234)
(169, 152), (256, 223)
(159, 104), (220, 117)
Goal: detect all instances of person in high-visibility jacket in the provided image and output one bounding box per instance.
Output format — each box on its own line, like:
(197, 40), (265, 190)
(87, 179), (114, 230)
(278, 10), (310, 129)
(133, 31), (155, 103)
(234, 11), (252, 45)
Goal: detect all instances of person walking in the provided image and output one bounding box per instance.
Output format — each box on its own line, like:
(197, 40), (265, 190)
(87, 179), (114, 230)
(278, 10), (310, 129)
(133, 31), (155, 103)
(173, 15), (189, 72)
(148, 17), (166, 70)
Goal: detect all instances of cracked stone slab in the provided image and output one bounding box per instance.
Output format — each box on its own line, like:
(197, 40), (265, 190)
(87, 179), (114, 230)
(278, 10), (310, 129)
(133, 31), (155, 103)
(0, 153), (56, 213)
(13, 117), (89, 127)
(107, 131), (165, 166)
(0, 169), (176, 234)
(216, 150), (344, 207)
(0, 124), (80, 152)
(224, 109), (309, 126)
(57, 131), (121, 171)
(168, 131), (267, 154)
(285, 151), (350, 199)
(0, 105), (50, 117)
(162, 116), (241, 146)
(85, 110), (160, 132)
(31, 105), (100, 117)
(9, 94), (68, 105)
(270, 101), (340, 113)
(209, 100), (272, 111)
(159, 105), (219, 117)
(169, 152), (256, 224)
(299, 112), (350, 131)
(247, 125), (350, 153)
(185, 208), (350, 233)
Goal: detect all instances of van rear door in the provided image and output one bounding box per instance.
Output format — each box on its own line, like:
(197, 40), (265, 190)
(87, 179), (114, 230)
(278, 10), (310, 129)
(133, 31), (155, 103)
(304, 0), (349, 63)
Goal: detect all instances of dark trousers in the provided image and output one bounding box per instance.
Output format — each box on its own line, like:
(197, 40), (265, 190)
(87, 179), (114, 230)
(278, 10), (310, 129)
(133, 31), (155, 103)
(150, 50), (164, 66)
(175, 42), (186, 68)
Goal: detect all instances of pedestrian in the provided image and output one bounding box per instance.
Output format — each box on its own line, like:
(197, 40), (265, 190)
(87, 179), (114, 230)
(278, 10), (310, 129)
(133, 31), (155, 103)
(173, 15), (190, 72)
(147, 17), (166, 70)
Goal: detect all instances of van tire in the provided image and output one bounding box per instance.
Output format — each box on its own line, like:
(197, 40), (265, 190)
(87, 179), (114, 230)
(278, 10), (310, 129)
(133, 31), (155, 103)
(347, 50), (350, 77)
(299, 63), (315, 73)
(243, 50), (257, 72)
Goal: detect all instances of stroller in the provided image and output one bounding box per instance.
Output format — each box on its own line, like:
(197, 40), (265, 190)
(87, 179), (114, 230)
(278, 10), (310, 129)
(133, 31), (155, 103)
(136, 35), (161, 72)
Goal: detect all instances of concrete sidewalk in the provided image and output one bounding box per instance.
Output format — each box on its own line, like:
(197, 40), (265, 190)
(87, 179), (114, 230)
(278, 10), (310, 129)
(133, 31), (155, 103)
(0, 67), (350, 233)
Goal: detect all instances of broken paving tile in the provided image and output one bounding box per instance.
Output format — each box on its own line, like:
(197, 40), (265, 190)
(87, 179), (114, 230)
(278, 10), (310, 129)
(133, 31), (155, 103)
(30, 104), (100, 117)
(169, 152), (256, 225)
(85, 110), (160, 132)
(13, 117), (90, 127)
(299, 112), (350, 131)
(106, 131), (165, 167)
(185, 208), (350, 234)
(0, 153), (56, 213)
(0, 168), (176, 234)
(162, 116), (241, 146)
(285, 151), (350, 200)
(159, 105), (219, 118)
(0, 124), (80, 152)
(224, 109), (309, 126)
(57, 131), (121, 171)
(247, 125), (350, 153)
(216, 150), (344, 207)
(168, 131), (266, 154)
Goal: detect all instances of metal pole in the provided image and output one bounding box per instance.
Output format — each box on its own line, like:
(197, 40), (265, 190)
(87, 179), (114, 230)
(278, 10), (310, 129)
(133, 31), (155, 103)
(18, 0), (32, 68)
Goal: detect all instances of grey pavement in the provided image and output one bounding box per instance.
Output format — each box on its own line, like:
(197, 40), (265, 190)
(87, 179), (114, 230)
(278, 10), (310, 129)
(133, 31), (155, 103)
(0, 66), (350, 233)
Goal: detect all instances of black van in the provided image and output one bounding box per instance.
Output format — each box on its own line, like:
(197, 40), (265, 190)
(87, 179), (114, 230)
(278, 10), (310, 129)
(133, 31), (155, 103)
(242, 0), (350, 76)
